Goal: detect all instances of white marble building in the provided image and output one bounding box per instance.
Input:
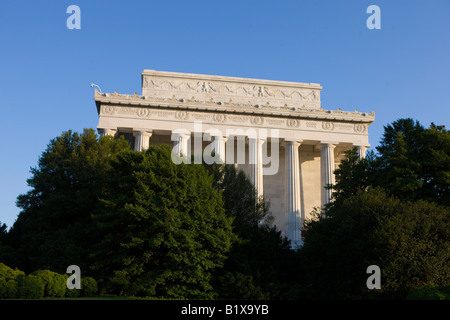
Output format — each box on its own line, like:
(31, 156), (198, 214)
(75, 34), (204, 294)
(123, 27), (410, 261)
(94, 70), (374, 247)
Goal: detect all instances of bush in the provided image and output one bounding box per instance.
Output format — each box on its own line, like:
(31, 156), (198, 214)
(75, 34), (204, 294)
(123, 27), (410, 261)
(0, 279), (19, 299)
(301, 188), (450, 299)
(215, 272), (267, 299)
(33, 270), (66, 298)
(81, 277), (97, 297)
(64, 274), (79, 298)
(18, 275), (44, 299)
(406, 286), (449, 300)
(0, 278), (7, 298)
(0, 263), (25, 281)
(0, 263), (25, 299)
(5, 280), (18, 298)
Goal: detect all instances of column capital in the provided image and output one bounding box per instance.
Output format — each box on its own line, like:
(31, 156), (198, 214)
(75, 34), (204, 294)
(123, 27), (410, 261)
(171, 130), (190, 159)
(354, 144), (370, 149)
(283, 139), (302, 147)
(320, 141), (338, 148)
(204, 132), (229, 141)
(171, 131), (191, 139)
(354, 145), (370, 159)
(133, 129), (152, 152)
(133, 129), (152, 137)
(247, 135), (266, 142)
(97, 127), (117, 137)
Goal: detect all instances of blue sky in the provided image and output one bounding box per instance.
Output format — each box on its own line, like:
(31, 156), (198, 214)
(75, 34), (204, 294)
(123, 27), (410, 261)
(1, 0), (449, 228)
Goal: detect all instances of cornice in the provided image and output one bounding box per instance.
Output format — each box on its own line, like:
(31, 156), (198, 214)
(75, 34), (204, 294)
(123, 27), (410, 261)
(94, 90), (375, 124)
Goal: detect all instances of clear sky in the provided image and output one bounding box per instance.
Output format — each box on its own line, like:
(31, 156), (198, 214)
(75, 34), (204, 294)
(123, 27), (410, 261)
(1, 0), (449, 228)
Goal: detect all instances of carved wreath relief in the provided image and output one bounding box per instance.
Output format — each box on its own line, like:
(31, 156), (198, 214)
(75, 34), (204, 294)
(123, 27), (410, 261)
(143, 77), (320, 103)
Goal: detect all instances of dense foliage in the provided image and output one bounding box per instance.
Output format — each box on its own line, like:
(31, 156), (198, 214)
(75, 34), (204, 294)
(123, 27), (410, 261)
(300, 188), (450, 299)
(300, 118), (450, 299)
(1, 117), (449, 299)
(0, 263), (97, 299)
(7, 129), (130, 273)
(91, 146), (235, 298)
(205, 163), (296, 299)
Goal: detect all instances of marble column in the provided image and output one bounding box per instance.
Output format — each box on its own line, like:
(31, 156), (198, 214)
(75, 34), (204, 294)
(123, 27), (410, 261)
(320, 142), (337, 208)
(213, 135), (228, 164)
(355, 145), (368, 160)
(97, 128), (117, 138)
(248, 137), (265, 200)
(133, 130), (152, 152)
(172, 132), (190, 159)
(285, 140), (302, 247)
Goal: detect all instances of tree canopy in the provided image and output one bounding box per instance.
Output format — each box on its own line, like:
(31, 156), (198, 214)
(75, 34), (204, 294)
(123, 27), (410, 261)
(5, 129), (291, 299)
(301, 118), (450, 299)
(2, 118), (449, 300)
(9, 129), (130, 273)
(91, 145), (235, 298)
(300, 188), (450, 299)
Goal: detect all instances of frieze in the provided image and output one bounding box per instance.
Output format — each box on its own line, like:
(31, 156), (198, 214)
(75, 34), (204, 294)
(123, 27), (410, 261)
(322, 122), (334, 131)
(212, 113), (226, 123)
(250, 116), (264, 125)
(136, 108), (150, 118)
(143, 78), (320, 102)
(101, 105), (115, 115)
(335, 124), (353, 131)
(286, 119), (300, 128)
(227, 115), (248, 123)
(142, 70), (322, 109)
(99, 104), (371, 136)
(265, 119), (285, 126)
(175, 110), (189, 120)
(153, 111), (171, 118)
(354, 124), (366, 133)
(305, 121), (317, 128)
(191, 113), (212, 120)
(95, 91), (375, 124)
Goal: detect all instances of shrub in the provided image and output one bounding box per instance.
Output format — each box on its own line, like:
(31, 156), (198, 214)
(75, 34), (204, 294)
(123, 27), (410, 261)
(33, 270), (66, 298)
(0, 263), (25, 299)
(64, 275), (79, 298)
(6, 280), (18, 298)
(81, 277), (97, 297)
(0, 278), (7, 298)
(18, 275), (44, 299)
(0, 263), (25, 281)
(0, 279), (19, 299)
(406, 286), (449, 300)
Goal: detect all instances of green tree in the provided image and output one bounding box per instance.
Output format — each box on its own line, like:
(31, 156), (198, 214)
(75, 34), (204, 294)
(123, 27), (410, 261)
(301, 188), (450, 299)
(0, 222), (15, 266)
(91, 145), (235, 299)
(331, 147), (373, 205)
(332, 119), (450, 207)
(374, 118), (450, 206)
(205, 164), (296, 299)
(374, 199), (450, 297)
(205, 163), (272, 234)
(302, 118), (450, 299)
(9, 129), (130, 273)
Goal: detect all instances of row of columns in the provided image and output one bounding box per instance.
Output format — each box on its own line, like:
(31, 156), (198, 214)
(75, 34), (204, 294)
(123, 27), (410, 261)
(98, 127), (367, 247)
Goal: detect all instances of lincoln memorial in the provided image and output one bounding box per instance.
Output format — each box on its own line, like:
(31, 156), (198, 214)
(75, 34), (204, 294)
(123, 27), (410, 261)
(94, 70), (375, 247)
